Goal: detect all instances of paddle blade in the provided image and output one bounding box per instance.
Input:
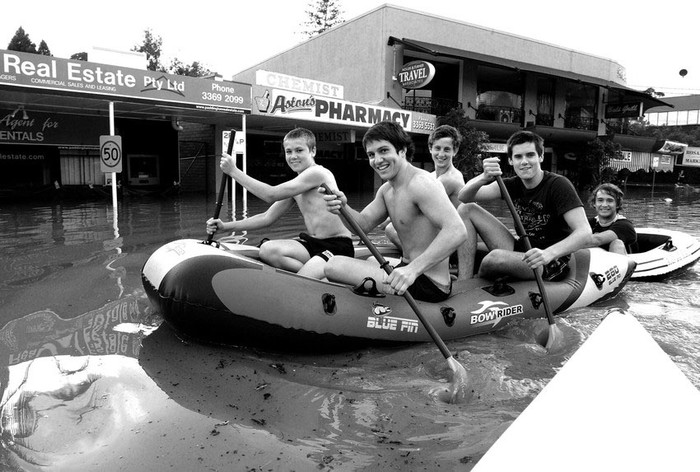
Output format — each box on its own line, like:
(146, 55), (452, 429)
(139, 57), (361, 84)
(446, 356), (473, 404)
(536, 322), (566, 353)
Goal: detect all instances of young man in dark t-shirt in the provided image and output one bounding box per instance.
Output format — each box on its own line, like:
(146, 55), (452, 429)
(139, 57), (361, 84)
(457, 130), (592, 280)
(587, 182), (637, 254)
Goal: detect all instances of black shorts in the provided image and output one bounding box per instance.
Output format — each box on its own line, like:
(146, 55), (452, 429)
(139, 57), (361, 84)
(395, 261), (451, 303)
(296, 232), (354, 261)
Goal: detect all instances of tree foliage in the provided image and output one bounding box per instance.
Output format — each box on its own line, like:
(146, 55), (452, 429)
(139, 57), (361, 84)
(302, 0), (344, 38)
(132, 29), (163, 71)
(168, 59), (212, 78)
(437, 108), (490, 179)
(582, 138), (623, 188)
(70, 52), (88, 61)
(629, 120), (700, 147)
(132, 29), (212, 77)
(37, 40), (52, 56)
(7, 26), (36, 53)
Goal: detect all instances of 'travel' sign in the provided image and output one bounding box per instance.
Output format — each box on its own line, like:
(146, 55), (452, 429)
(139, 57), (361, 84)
(397, 60), (435, 89)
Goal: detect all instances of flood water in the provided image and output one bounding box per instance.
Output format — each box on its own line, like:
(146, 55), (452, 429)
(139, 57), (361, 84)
(1, 184), (699, 471)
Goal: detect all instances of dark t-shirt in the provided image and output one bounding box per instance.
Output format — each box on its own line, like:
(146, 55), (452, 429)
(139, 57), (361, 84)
(503, 171), (583, 249)
(588, 216), (637, 252)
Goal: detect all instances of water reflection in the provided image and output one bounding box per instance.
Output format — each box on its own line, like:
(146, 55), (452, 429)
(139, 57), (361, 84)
(0, 187), (698, 471)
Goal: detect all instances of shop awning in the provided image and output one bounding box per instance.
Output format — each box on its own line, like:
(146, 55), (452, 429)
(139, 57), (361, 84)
(388, 37), (673, 112)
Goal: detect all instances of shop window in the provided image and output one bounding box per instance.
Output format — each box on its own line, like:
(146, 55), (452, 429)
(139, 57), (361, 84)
(127, 154), (160, 186)
(535, 77), (555, 126)
(475, 65), (523, 124)
(689, 110), (699, 125)
(563, 81), (598, 130)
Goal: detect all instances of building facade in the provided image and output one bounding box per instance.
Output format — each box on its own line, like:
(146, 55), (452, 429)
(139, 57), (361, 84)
(232, 4), (671, 189)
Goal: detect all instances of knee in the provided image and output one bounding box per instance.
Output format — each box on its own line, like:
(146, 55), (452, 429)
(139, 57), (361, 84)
(323, 256), (343, 280)
(259, 242), (283, 264)
(479, 249), (509, 277)
(458, 202), (480, 220)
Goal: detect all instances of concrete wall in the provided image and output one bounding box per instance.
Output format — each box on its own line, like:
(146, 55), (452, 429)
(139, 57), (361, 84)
(232, 5), (626, 102)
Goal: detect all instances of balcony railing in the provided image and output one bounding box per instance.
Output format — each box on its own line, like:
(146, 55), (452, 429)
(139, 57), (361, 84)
(534, 113), (554, 127)
(563, 115), (598, 131)
(402, 96), (462, 116)
(475, 105), (522, 124)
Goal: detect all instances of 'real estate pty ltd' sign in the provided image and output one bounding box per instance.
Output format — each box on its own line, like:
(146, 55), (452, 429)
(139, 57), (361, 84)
(0, 49), (251, 113)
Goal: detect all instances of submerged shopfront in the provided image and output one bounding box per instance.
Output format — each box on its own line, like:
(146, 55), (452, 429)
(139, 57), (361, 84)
(0, 49), (251, 199)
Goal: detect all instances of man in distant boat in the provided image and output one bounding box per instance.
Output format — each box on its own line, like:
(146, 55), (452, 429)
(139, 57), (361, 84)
(587, 182), (637, 255)
(322, 121), (467, 302)
(457, 130), (591, 280)
(206, 127), (353, 279)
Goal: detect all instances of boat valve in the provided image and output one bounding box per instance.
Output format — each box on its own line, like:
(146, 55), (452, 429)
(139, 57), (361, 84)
(528, 291), (543, 309)
(589, 272), (606, 289)
(440, 306), (456, 327)
(322, 293), (337, 315)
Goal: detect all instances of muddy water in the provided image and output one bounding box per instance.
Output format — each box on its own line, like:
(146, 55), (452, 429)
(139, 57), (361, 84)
(0, 186), (698, 471)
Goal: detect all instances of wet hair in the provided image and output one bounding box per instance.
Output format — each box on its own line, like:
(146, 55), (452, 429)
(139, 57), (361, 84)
(283, 127), (316, 151)
(362, 121), (415, 160)
(590, 182), (625, 211)
(506, 130), (544, 158)
(429, 125), (462, 149)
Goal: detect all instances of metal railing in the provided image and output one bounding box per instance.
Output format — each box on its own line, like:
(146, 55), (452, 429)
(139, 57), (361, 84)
(402, 96), (462, 116)
(563, 115), (598, 131)
(474, 105), (522, 124)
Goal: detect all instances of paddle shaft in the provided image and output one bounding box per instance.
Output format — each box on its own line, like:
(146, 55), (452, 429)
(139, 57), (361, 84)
(321, 184), (453, 359)
(205, 132), (235, 243)
(495, 175), (556, 326)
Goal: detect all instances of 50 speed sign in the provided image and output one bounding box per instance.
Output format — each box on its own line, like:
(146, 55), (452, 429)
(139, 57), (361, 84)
(100, 135), (123, 173)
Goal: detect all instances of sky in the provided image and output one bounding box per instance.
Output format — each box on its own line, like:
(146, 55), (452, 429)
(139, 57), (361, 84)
(2, 0), (698, 97)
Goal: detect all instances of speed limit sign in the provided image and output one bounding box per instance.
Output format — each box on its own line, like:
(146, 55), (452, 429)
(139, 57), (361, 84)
(100, 135), (122, 173)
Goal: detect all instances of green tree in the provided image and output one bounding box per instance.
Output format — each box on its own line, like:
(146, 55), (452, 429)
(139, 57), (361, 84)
(37, 40), (52, 56)
(437, 108), (490, 179)
(167, 58), (212, 77)
(582, 138), (623, 188)
(132, 29), (163, 71)
(7, 26), (36, 53)
(302, 0), (344, 38)
(70, 52), (88, 61)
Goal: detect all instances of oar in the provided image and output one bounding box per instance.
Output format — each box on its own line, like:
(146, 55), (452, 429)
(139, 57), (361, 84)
(494, 175), (564, 352)
(205, 132), (235, 245)
(321, 184), (471, 403)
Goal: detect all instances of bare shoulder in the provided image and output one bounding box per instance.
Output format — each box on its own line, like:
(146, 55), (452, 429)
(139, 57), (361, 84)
(409, 168), (447, 199)
(438, 167), (465, 189)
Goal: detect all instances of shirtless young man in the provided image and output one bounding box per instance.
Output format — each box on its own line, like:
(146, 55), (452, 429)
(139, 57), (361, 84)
(322, 121), (467, 302)
(457, 130), (591, 280)
(385, 124), (465, 248)
(206, 127), (353, 279)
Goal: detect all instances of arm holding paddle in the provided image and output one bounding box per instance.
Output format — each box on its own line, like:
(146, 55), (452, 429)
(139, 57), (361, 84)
(206, 199), (294, 235)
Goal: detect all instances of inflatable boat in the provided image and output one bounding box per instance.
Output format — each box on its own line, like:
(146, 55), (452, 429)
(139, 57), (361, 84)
(141, 239), (636, 348)
(630, 227), (700, 279)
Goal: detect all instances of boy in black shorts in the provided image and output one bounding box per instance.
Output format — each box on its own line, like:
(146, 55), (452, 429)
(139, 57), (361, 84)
(207, 128), (353, 279)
